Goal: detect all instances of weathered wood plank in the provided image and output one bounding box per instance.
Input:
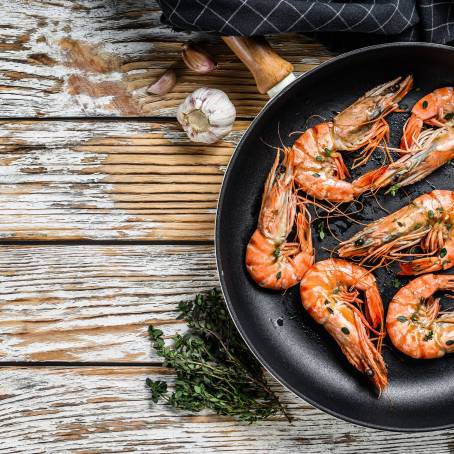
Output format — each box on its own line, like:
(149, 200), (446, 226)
(0, 366), (453, 453)
(0, 0), (332, 117)
(0, 244), (217, 362)
(0, 120), (247, 241)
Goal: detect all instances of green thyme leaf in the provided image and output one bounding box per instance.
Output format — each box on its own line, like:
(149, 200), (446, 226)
(147, 289), (291, 423)
(397, 316), (408, 323)
(341, 327), (350, 335)
(440, 248), (447, 258)
(422, 100), (428, 109)
(146, 379), (168, 403)
(423, 330), (434, 342)
(444, 112), (454, 121)
(428, 210), (434, 219)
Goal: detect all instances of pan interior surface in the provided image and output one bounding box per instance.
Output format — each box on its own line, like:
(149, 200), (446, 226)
(216, 43), (454, 431)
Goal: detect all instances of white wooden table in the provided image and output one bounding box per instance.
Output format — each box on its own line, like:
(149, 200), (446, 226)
(1, 1), (453, 452)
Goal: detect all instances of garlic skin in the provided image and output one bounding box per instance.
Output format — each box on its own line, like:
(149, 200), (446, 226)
(177, 88), (236, 144)
(147, 69), (176, 96)
(181, 43), (216, 74)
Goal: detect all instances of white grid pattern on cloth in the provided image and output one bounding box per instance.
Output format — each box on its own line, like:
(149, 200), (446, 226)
(158, 0), (454, 44)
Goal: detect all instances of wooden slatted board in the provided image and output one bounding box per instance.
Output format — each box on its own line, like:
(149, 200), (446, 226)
(1, 0), (453, 451)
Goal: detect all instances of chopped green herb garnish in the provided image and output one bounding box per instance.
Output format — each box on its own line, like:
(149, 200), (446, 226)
(444, 112), (454, 121)
(389, 184), (400, 196)
(273, 248), (280, 259)
(147, 289), (290, 422)
(397, 316), (408, 323)
(333, 287), (340, 294)
(324, 147), (332, 157)
(327, 307), (334, 315)
(341, 327), (350, 335)
(319, 224), (325, 241)
(428, 210), (435, 219)
(414, 223), (422, 230)
(411, 312), (419, 322)
(276, 271), (282, 280)
(423, 330), (434, 342)
(397, 221), (404, 227)
(392, 278), (402, 288)
(324, 299), (330, 305)
(316, 155), (323, 162)
(313, 173), (320, 178)
(422, 100), (428, 109)
(440, 248), (447, 258)
(446, 340), (454, 346)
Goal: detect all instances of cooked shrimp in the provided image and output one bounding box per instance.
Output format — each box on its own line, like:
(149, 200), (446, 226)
(338, 190), (454, 276)
(293, 76), (413, 203)
(300, 258), (387, 393)
(361, 126), (454, 193)
(401, 87), (454, 150)
(387, 274), (454, 359)
(246, 147), (314, 290)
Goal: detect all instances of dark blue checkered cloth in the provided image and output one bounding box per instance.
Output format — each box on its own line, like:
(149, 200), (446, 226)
(157, 1), (454, 46)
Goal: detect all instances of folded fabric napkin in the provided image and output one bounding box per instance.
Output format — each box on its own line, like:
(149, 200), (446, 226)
(157, 1), (453, 47)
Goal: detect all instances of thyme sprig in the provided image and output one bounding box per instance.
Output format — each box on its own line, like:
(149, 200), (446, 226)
(146, 288), (291, 423)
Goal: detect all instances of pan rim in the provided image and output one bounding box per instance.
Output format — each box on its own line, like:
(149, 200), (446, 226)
(215, 41), (454, 432)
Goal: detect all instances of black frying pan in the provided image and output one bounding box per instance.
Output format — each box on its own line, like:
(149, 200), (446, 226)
(216, 42), (454, 431)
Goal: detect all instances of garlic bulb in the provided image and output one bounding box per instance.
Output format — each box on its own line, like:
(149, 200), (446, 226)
(177, 88), (236, 144)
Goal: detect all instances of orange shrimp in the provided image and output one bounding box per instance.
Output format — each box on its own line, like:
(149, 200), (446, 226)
(361, 126), (454, 193)
(246, 147), (314, 290)
(401, 87), (454, 150)
(293, 76), (413, 202)
(387, 274), (454, 359)
(300, 258), (387, 394)
(338, 190), (454, 276)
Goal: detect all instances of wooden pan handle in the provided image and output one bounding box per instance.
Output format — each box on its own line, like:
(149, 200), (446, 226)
(222, 36), (294, 94)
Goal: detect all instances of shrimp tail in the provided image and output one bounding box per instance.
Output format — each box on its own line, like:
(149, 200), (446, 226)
(399, 257), (443, 275)
(352, 166), (387, 195)
(401, 114), (423, 150)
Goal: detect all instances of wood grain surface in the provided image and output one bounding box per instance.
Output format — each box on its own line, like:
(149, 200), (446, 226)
(0, 120), (247, 241)
(0, 366), (453, 453)
(0, 244), (217, 362)
(0, 0), (331, 118)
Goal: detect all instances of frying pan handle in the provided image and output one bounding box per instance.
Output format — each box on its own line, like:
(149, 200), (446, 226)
(222, 36), (294, 94)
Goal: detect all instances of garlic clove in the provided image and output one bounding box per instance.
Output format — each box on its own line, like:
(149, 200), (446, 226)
(181, 43), (216, 74)
(147, 69), (177, 96)
(177, 88), (236, 144)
